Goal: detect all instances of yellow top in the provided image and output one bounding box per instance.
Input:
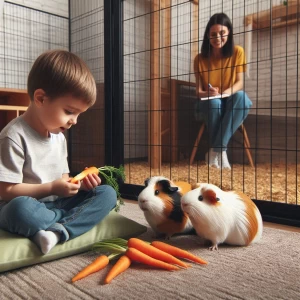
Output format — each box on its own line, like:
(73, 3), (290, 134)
(194, 45), (246, 91)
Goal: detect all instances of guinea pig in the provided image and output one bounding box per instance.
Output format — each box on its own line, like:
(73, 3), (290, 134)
(181, 183), (263, 250)
(138, 176), (193, 239)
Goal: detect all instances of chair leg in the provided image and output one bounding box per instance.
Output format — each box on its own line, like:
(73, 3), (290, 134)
(190, 123), (205, 165)
(239, 124), (254, 167)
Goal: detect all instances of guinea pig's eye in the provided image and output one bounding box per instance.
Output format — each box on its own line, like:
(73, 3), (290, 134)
(216, 197), (220, 201)
(155, 190), (159, 196)
(198, 195), (203, 201)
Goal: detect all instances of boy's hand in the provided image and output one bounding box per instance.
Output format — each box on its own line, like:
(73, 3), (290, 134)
(80, 173), (101, 191)
(51, 178), (81, 197)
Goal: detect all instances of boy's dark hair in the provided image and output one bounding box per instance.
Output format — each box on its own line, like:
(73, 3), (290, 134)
(201, 13), (234, 58)
(27, 50), (97, 106)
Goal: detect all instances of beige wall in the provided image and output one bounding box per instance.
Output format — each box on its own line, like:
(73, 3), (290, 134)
(0, 0), (69, 89)
(170, 0), (300, 116)
(123, 0), (300, 159)
(7, 0), (68, 17)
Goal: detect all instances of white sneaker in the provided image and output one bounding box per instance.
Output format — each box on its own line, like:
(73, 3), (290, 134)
(220, 151), (231, 169)
(205, 149), (219, 168)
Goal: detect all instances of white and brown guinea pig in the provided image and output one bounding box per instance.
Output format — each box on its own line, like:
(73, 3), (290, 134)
(181, 183), (263, 250)
(138, 176), (193, 239)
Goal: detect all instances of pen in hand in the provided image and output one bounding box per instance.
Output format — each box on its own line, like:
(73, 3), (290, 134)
(208, 83), (219, 95)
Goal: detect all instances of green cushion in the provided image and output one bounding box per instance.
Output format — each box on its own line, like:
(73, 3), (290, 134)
(0, 210), (147, 273)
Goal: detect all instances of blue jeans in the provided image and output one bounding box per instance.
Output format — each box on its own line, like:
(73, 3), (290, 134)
(194, 91), (252, 152)
(0, 185), (117, 242)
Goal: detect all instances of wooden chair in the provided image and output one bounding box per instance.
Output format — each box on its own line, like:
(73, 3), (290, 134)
(189, 123), (254, 167)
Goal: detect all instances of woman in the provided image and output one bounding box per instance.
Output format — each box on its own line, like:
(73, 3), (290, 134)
(194, 13), (252, 169)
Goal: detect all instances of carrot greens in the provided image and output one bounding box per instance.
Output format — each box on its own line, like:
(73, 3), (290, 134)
(71, 165), (125, 211)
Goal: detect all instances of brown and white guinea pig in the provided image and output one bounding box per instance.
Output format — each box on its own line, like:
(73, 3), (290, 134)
(138, 176), (193, 239)
(181, 183), (263, 250)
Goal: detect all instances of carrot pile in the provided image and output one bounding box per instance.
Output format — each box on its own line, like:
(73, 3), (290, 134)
(71, 237), (207, 285)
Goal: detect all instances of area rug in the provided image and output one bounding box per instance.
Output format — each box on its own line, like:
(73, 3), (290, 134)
(0, 201), (299, 300)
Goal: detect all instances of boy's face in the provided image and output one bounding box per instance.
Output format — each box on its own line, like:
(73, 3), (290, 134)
(39, 94), (89, 135)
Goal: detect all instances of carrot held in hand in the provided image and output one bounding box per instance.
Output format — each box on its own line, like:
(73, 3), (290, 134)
(72, 255), (110, 282)
(125, 247), (179, 271)
(69, 165), (125, 212)
(104, 255), (131, 284)
(151, 241), (208, 265)
(70, 166), (99, 183)
(127, 238), (188, 268)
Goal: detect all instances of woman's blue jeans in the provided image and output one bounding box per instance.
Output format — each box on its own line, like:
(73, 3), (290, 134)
(0, 185), (117, 242)
(194, 91), (252, 152)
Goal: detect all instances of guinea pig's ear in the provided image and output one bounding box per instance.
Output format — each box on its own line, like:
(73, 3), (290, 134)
(144, 178), (150, 187)
(202, 188), (220, 205)
(191, 182), (202, 190)
(159, 179), (179, 194)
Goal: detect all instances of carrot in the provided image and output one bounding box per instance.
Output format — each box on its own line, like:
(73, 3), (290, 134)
(104, 255), (131, 284)
(70, 166), (99, 183)
(125, 247), (179, 271)
(127, 238), (188, 268)
(72, 255), (109, 282)
(151, 241), (208, 265)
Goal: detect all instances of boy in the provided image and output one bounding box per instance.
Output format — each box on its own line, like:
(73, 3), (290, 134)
(0, 50), (117, 254)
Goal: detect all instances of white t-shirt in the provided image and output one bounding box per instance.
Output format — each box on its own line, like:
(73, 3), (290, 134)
(0, 116), (69, 203)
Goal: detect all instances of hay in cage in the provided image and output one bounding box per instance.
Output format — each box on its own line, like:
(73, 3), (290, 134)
(124, 160), (300, 205)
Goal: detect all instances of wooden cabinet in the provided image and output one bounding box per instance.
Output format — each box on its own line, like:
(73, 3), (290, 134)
(161, 80), (178, 162)
(0, 88), (30, 131)
(68, 83), (105, 172)
(245, 1), (300, 30)
(161, 79), (197, 163)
